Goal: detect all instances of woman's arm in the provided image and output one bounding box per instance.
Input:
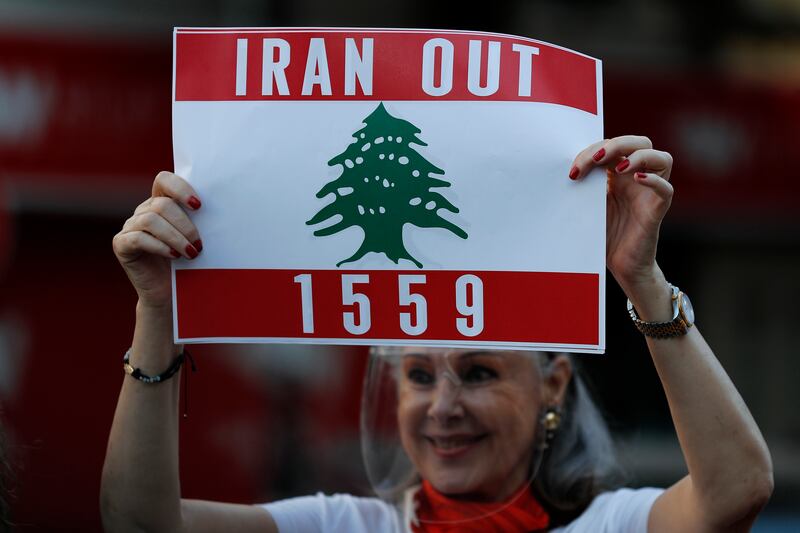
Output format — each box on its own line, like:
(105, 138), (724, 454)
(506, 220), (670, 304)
(571, 137), (773, 532)
(100, 172), (276, 533)
(628, 274), (773, 533)
(100, 302), (183, 532)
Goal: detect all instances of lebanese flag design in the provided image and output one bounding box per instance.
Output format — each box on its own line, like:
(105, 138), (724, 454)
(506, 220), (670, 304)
(172, 28), (606, 352)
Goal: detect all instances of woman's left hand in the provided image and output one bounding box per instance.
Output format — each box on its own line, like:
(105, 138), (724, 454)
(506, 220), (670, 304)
(569, 135), (673, 296)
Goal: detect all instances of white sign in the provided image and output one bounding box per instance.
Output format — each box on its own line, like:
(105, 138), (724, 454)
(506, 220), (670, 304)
(172, 27), (606, 353)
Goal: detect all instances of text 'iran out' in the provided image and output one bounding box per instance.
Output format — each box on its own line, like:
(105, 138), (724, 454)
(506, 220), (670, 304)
(234, 37), (542, 97)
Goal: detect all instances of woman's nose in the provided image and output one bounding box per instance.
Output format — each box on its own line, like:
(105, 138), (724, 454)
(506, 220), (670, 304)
(426, 377), (464, 422)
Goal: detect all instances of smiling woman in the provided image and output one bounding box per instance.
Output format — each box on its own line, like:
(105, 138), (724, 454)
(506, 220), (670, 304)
(399, 350), (534, 496)
(400, 350), (544, 501)
(358, 348), (622, 529)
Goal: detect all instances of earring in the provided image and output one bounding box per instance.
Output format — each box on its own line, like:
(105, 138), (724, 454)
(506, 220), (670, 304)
(542, 406), (561, 449)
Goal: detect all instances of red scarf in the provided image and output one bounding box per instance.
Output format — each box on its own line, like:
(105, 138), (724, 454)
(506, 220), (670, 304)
(410, 479), (550, 533)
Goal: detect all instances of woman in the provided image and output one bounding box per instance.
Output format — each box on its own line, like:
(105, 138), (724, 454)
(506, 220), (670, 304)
(101, 136), (773, 532)
(355, 347), (622, 531)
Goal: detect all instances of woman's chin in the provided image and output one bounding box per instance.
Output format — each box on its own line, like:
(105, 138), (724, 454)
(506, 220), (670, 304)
(424, 467), (486, 497)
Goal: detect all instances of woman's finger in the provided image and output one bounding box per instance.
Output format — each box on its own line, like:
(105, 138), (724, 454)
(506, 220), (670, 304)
(151, 171), (202, 212)
(132, 197), (155, 217)
(633, 171), (674, 204)
(125, 211), (199, 259)
(614, 149), (673, 180)
(571, 135), (653, 180)
(147, 196), (202, 251)
(130, 198), (202, 251)
(569, 139), (606, 179)
(596, 135), (653, 162)
(113, 230), (181, 261)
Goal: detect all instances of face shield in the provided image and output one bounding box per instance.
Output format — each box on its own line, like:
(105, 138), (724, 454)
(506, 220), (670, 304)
(360, 346), (556, 526)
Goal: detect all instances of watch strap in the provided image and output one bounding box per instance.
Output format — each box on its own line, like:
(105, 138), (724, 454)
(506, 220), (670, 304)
(627, 285), (692, 339)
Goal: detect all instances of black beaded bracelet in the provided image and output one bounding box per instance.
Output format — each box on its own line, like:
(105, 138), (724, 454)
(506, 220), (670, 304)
(123, 348), (195, 384)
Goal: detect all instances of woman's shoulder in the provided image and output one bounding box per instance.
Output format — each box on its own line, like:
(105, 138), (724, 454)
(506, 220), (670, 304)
(260, 492), (404, 533)
(551, 487), (664, 533)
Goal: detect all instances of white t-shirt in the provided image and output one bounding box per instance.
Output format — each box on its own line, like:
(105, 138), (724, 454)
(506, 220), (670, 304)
(261, 487), (663, 532)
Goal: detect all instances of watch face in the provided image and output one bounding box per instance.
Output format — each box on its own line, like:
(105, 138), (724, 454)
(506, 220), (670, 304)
(680, 293), (695, 325)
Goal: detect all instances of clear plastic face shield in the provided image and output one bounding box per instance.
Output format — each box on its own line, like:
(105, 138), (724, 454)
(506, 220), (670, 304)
(361, 346), (559, 525)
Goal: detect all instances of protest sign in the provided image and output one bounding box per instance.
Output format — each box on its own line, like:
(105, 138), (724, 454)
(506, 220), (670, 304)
(172, 27), (605, 353)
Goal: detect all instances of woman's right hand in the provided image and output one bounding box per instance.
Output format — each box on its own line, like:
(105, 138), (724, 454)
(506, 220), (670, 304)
(112, 171), (203, 308)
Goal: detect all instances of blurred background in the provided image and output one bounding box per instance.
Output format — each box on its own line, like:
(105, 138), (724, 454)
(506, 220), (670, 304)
(0, 0), (798, 530)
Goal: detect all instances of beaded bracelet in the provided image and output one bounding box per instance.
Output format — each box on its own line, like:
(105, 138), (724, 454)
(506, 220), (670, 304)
(123, 348), (196, 384)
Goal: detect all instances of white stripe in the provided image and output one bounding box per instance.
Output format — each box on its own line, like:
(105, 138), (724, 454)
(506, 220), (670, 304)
(173, 100), (604, 272)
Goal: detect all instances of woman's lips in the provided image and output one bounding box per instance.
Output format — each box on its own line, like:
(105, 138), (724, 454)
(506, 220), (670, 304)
(425, 434), (487, 458)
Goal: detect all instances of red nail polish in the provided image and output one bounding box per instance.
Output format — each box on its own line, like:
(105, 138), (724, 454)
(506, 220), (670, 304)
(592, 148), (605, 162)
(615, 159), (630, 173)
(192, 239), (203, 253)
(185, 244), (198, 259)
(635, 172), (647, 179)
(188, 196), (202, 210)
(569, 166), (579, 180)
(170, 249), (181, 258)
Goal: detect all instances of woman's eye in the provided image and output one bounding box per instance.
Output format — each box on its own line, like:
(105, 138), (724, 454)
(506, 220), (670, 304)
(407, 368), (434, 385)
(463, 365), (497, 383)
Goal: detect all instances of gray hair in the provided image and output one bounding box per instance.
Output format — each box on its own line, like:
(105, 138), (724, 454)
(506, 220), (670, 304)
(533, 353), (626, 524)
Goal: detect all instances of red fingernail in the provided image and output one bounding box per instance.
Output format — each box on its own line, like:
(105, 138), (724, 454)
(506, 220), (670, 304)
(188, 196), (202, 210)
(170, 249), (181, 258)
(615, 159), (630, 173)
(592, 148), (605, 162)
(635, 172), (647, 179)
(185, 244), (198, 259)
(569, 166), (579, 180)
(192, 239), (203, 253)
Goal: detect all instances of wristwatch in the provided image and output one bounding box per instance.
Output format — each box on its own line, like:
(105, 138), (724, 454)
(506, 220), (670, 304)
(627, 285), (694, 338)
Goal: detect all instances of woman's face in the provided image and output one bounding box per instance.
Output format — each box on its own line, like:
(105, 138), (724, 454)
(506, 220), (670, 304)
(397, 348), (543, 501)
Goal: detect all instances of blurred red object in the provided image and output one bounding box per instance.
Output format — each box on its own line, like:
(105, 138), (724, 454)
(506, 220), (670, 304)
(0, 32), (172, 187)
(605, 72), (800, 222)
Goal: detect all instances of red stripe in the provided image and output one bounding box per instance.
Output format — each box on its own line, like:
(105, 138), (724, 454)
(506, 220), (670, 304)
(174, 30), (597, 113)
(175, 269), (599, 345)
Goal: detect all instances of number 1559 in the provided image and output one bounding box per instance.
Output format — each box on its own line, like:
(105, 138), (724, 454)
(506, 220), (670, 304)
(293, 273), (484, 337)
